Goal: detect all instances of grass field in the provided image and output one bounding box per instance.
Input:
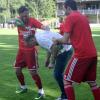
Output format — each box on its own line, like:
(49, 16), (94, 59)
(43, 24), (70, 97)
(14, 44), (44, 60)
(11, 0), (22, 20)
(0, 28), (100, 100)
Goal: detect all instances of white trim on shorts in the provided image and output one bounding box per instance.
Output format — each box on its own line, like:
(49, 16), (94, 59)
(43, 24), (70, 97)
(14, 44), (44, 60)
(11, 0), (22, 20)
(66, 58), (78, 82)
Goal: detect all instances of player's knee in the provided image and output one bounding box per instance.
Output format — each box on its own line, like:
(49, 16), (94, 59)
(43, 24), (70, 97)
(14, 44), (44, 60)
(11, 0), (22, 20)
(64, 80), (72, 86)
(29, 69), (37, 76)
(87, 81), (97, 88)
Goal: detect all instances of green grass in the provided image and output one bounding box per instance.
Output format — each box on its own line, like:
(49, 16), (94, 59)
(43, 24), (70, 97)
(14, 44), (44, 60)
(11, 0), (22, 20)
(0, 28), (100, 100)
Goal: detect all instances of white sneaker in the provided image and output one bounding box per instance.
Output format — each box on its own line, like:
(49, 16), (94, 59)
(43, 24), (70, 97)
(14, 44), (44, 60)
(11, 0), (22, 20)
(34, 93), (45, 100)
(34, 89), (45, 100)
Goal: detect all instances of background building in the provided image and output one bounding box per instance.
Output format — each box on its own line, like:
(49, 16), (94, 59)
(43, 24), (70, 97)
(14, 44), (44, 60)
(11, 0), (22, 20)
(56, 0), (100, 23)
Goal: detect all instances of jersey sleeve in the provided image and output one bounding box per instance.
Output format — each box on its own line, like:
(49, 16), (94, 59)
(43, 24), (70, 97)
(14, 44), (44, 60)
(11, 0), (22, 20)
(63, 16), (73, 34)
(31, 18), (43, 29)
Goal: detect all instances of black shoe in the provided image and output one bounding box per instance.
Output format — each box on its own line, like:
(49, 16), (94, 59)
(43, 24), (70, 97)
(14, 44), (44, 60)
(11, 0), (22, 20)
(15, 87), (27, 94)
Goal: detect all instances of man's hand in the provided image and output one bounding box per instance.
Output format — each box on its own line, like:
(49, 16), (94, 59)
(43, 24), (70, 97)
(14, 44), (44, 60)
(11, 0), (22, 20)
(52, 38), (59, 45)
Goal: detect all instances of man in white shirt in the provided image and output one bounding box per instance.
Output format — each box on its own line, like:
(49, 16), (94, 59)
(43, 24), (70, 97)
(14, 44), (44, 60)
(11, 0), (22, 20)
(31, 30), (73, 100)
(35, 30), (72, 67)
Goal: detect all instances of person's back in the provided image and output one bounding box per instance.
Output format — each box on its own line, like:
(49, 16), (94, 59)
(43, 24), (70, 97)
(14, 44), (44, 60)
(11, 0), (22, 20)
(35, 30), (71, 52)
(35, 30), (72, 68)
(64, 11), (97, 58)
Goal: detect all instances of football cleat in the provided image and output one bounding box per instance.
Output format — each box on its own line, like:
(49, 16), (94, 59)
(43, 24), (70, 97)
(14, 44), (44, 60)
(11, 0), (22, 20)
(15, 87), (27, 94)
(34, 93), (45, 100)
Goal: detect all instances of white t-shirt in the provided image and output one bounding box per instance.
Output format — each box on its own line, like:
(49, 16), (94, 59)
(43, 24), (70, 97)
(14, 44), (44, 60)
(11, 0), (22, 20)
(35, 30), (72, 52)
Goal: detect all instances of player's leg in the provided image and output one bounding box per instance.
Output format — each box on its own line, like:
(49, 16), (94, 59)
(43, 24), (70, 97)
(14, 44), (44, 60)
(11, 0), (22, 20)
(25, 50), (45, 99)
(88, 81), (100, 100)
(14, 49), (27, 93)
(63, 57), (77, 100)
(54, 49), (73, 100)
(29, 70), (45, 99)
(54, 52), (67, 100)
(86, 56), (100, 100)
(64, 56), (93, 100)
(15, 68), (25, 85)
(15, 67), (27, 93)
(64, 80), (75, 100)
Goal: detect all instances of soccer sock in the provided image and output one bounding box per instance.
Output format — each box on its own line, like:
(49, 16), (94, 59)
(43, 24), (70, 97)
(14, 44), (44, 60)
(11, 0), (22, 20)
(88, 81), (100, 100)
(32, 74), (42, 89)
(16, 73), (25, 85)
(64, 82), (75, 100)
(20, 85), (27, 89)
(91, 87), (100, 100)
(38, 88), (45, 94)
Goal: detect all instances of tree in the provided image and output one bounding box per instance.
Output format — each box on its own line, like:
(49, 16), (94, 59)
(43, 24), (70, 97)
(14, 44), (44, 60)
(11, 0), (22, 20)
(0, 0), (56, 23)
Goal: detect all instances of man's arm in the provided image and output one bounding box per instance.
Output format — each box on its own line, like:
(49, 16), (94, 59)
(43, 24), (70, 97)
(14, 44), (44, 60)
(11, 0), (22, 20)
(50, 44), (59, 64)
(31, 18), (50, 31)
(53, 32), (70, 44)
(46, 44), (60, 69)
(45, 51), (51, 67)
(41, 25), (50, 31)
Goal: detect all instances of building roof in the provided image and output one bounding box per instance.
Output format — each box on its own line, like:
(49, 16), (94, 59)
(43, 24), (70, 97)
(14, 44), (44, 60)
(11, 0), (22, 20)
(56, 0), (100, 3)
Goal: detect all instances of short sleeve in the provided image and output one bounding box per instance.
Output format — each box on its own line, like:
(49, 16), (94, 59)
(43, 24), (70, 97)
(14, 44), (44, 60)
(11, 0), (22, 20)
(31, 18), (43, 29)
(63, 16), (73, 34)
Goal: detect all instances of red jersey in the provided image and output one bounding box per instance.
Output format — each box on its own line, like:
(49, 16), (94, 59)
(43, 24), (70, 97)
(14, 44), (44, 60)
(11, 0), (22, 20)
(64, 11), (97, 58)
(17, 17), (42, 51)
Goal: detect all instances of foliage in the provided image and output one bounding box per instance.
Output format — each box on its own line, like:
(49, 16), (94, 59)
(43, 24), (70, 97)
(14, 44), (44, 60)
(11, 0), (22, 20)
(0, 0), (56, 23)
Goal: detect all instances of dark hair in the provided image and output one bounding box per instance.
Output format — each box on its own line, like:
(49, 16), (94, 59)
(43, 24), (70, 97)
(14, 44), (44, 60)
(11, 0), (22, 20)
(18, 6), (29, 14)
(64, 0), (77, 10)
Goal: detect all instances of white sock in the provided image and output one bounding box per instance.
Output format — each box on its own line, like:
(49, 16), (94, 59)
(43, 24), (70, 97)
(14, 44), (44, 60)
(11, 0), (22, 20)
(38, 88), (44, 94)
(20, 85), (27, 89)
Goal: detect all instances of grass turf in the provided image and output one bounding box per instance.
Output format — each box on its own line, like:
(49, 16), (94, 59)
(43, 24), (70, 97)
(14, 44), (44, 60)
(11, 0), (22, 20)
(0, 28), (100, 100)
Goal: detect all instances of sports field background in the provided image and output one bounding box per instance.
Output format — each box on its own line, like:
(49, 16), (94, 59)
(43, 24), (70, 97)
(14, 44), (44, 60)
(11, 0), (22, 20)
(0, 27), (100, 100)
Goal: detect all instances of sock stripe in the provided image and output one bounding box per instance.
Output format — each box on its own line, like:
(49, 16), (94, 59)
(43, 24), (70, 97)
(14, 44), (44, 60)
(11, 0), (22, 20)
(64, 84), (72, 89)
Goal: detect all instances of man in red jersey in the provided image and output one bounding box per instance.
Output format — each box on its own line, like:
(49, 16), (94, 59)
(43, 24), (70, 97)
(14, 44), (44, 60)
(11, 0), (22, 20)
(14, 6), (49, 100)
(53, 0), (100, 100)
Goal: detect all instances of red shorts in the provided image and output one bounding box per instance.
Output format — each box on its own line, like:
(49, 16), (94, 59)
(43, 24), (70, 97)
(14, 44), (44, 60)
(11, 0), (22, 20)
(64, 56), (97, 83)
(14, 49), (38, 70)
